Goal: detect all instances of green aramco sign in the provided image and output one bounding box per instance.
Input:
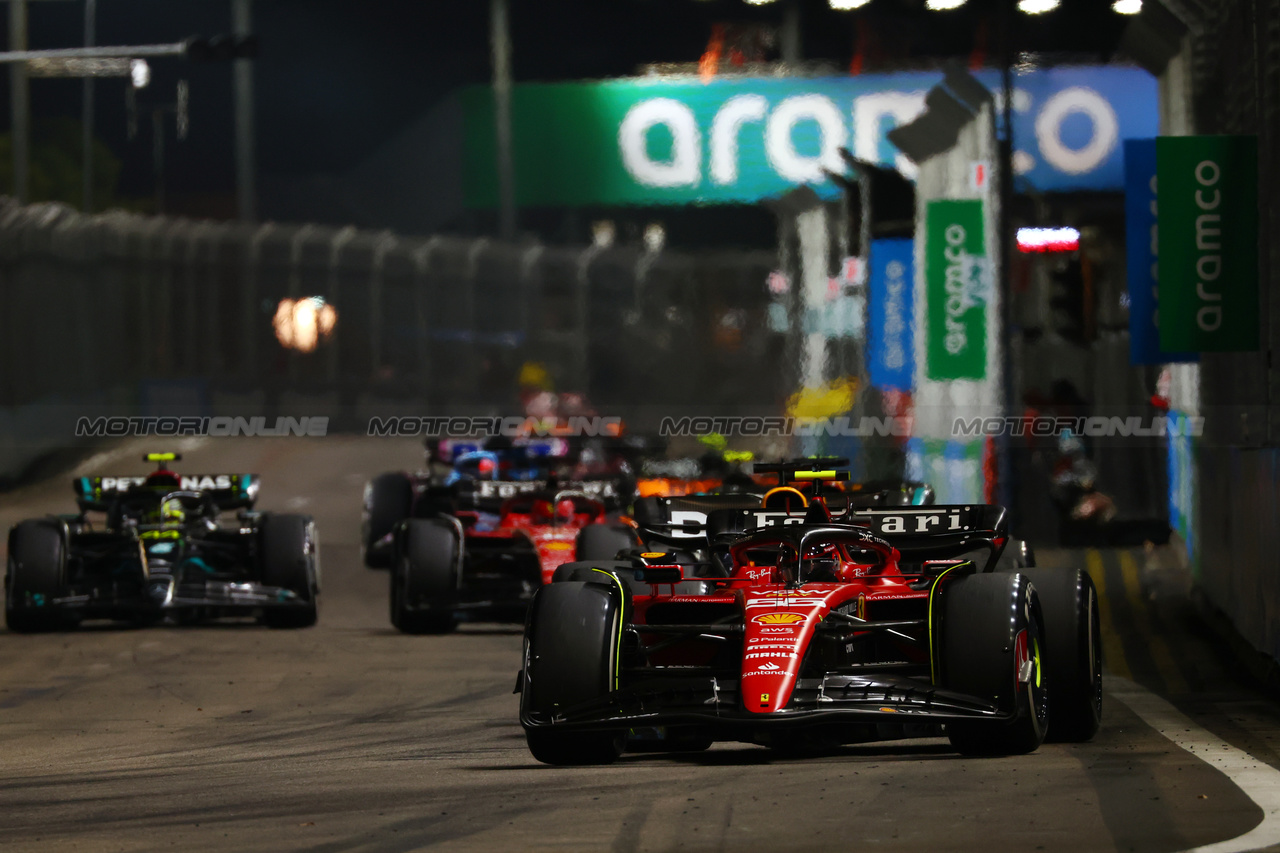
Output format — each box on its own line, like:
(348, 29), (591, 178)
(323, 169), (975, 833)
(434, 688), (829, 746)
(1156, 135), (1259, 352)
(924, 199), (989, 381)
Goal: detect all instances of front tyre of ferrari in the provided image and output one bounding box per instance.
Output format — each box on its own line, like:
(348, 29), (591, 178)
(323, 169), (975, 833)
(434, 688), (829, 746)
(390, 518), (459, 634)
(1021, 567), (1102, 742)
(5, 520), (68, 633)
(260, 514), (319, 628)
(521, 581), (626, 766)
(941, 572), (1048, 756)
(362, 473), (413, 568)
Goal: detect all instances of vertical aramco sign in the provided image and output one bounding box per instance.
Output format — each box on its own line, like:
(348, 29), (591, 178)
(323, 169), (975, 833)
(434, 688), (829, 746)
(924, 200), (989, 381)
(1157, 136), (1259, 352)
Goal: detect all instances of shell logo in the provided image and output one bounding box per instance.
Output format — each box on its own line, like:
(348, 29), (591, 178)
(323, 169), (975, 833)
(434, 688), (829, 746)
(544, 542), (574, 551)
(641, 552), (667, 559)
(754, 612), (805, 625)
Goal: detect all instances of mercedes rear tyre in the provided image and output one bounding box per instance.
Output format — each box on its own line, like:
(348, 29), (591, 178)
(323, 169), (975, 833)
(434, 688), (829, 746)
(391, 518), (459, 634)
(1022, 567), (1102, 742)
(5, 521), (68, 633)
(940, 571), (1048, 756)
(260, 514), (319, 629)
(521, 580), (626, 765)
(362, 473), (414, 568)
(575, 524), (635, 563)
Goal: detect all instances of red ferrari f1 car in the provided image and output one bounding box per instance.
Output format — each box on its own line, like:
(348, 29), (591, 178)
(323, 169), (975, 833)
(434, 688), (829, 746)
(517, 465), (1100, 764)
(364, 439), (635, 633)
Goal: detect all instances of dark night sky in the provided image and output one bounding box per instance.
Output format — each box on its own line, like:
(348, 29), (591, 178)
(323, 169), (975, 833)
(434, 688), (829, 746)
(0, 0), (1130, 207)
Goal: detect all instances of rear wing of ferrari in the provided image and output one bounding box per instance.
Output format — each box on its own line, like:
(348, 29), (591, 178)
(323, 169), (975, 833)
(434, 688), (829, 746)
(454, 477), (628, 511)
(73, 474), (260, 512)
(839, 505), (1011, 571)
(635, 499), (1011, 570)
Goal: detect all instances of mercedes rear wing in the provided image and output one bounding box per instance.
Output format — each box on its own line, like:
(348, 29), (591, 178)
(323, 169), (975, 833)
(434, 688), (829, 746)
(73, 474), (260, 512)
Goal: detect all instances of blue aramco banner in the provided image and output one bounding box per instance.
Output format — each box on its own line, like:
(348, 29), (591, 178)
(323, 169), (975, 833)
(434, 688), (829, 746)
(464, 66), (1158, 207)
(867, 238), (915, 392)
(1124, 138), (1197, 365)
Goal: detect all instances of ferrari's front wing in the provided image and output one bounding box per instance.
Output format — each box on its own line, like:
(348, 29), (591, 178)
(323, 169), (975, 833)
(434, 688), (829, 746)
(520, 671), (1007, 735)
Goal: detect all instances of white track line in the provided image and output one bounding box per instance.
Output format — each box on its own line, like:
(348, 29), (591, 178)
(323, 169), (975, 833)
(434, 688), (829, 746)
(1109, 676), (1280, 853)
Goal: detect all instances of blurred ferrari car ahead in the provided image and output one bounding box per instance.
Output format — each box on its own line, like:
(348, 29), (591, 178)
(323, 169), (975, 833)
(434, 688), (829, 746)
(363, 438), (637, 633)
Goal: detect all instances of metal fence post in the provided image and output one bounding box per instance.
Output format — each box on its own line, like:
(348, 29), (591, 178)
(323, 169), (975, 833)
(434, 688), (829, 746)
(466, 237), (489, 394)
(286, 224), (317, 383)
(369, 230), (397, 382)
(573, 244), (601, 393)
(156, 221), (180, 377)
(411, 236), (442, 405)
(519, 243), (544, 361)
(205, 224), (224, 377)
(243, 221), (273, 383)
(325, 225), (356, 385)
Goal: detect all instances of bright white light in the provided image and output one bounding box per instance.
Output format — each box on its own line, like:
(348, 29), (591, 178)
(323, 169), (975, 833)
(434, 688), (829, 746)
(591, 220), (615, 248)
(644, 223), (666, 253)
(1113, 0), (1142, 13)
(829, 0), (872, 8)
(1018, 0), (1060, 12)
(743, 0), (777, 5)
(273, 296), (337, 353)
(925, 0), (967, 9)
(130, 59), (150, 89)
(1017, 227), (1080, 253)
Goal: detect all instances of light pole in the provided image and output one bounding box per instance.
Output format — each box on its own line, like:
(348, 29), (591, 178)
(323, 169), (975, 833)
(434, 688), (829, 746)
(82, 0), (94, 212)
(232, 0), (256, 221)
(10, 0), (28, 204)
(997, 0), (1017, 508)
(491, 0), (515, 241)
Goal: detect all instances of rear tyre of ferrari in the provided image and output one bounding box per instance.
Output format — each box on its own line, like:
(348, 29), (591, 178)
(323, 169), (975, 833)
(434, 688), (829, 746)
(1022, 567), (1102, 742)
(362, 473), (413, 568)
(522, 581), (626, 766)
(941, 572), (1048, 756)
(575, 524), (635, 563)
(391, 519), (459, 634)
(5, 521), (68, 633)
(260, 514), (319, 629)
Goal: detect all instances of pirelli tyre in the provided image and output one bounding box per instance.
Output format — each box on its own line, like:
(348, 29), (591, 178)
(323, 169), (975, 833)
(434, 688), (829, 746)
(5, 520), (69, 633)
(1021, 567), (1102, 742)
(521, 580), (627, 766)
(391, 518), (459, 634)
(575, 524), (635, 563)
(940, 571), (1048, 756)
(362, 473), (413, 568)
(260, 514), (319, 629)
